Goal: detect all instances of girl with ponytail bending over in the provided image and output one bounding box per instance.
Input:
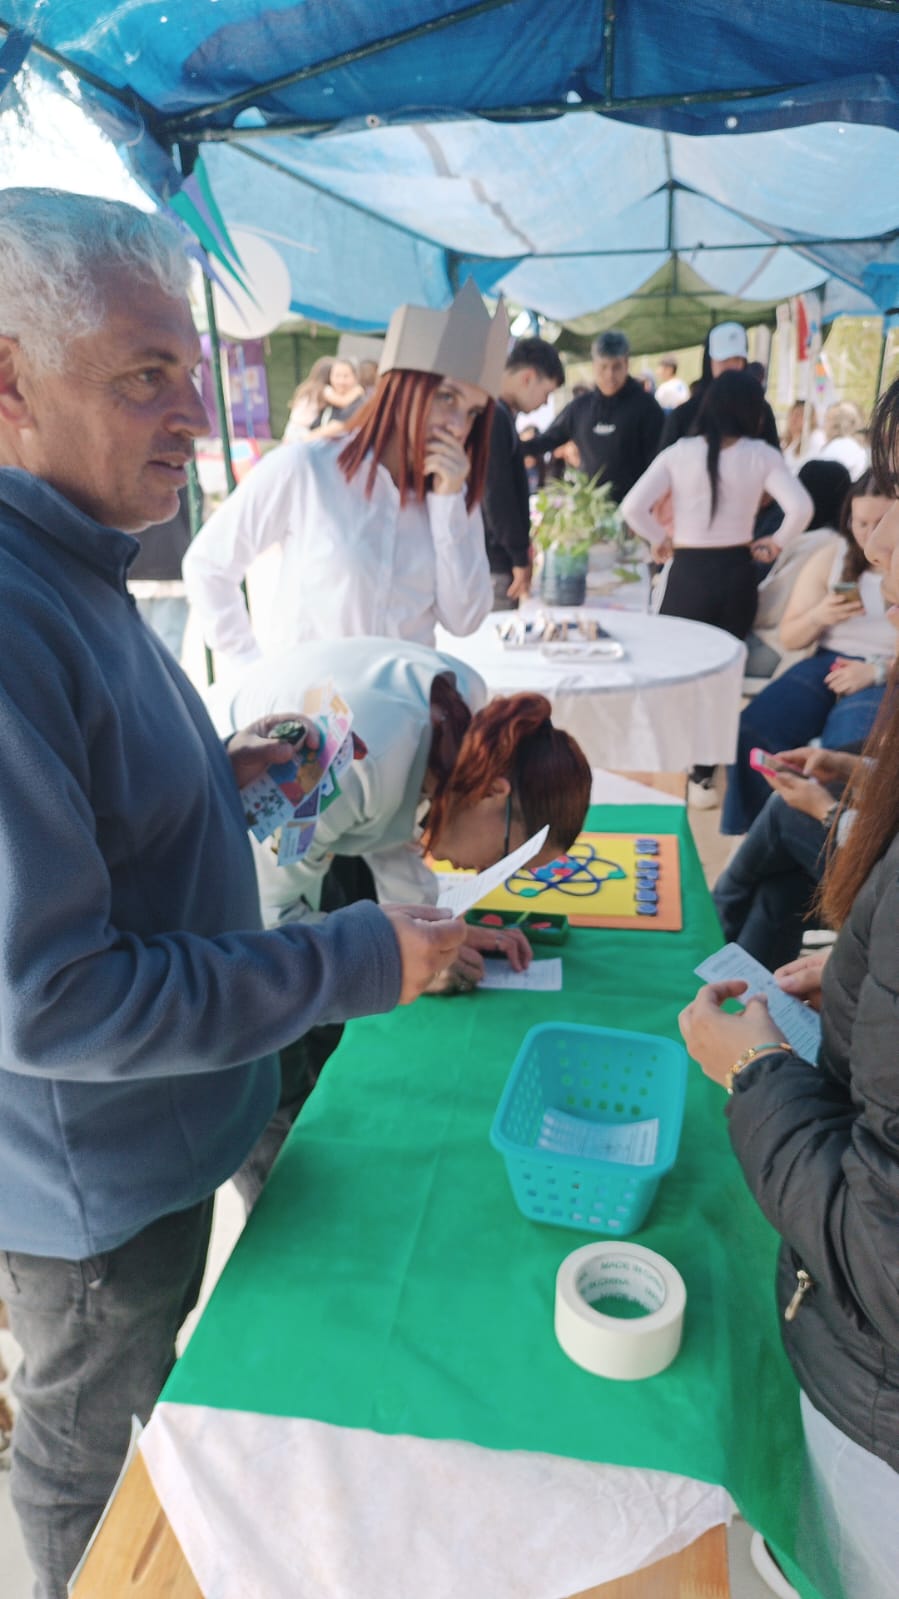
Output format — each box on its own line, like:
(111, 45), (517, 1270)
(217, 637), (593, 1206)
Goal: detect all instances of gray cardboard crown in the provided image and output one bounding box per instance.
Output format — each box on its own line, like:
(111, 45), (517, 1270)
(378, 279), (510, 399)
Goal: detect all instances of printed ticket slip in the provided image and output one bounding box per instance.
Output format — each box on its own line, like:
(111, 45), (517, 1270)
(694, 943), (822, 1062)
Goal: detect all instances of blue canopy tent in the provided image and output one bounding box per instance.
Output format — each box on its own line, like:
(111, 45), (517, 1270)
(2, 0), (899, 342)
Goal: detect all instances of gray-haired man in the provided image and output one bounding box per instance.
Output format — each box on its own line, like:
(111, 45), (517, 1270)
(0, 188), (464, 1598)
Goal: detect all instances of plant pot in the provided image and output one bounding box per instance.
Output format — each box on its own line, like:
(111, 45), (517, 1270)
(588, 542), (619, 575)
(540, 548), (589, 606)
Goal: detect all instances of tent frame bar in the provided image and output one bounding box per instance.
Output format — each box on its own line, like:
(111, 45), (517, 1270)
(172, 79), (810, 143)
(160, 0), (520, 135)
(0, 20), (163, 134)
(509, 230), (899, 258)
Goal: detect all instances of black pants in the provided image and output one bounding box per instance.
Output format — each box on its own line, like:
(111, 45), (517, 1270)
(661, 546), (757, 784)
(232, 856), (377, 1210)
(659, 545), (758, 641)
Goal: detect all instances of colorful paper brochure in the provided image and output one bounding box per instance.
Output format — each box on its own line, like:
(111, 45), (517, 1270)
(239, 681), (354, 866)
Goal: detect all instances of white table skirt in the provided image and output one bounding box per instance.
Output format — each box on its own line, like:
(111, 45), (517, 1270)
(436, 606), (747, 770)
(140, 1403), (733, 1599)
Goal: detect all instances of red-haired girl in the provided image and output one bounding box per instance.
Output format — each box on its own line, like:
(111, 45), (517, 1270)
(184, 365), (496, 672)
(216, 636), (592, 1208)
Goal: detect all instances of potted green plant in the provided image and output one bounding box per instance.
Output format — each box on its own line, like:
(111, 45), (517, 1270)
(532, 469), (622, 605)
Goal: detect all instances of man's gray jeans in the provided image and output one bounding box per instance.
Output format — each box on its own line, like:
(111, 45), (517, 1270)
(0, 1198), (213, 1599)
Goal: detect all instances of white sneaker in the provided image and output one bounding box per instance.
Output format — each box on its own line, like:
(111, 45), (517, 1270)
(749, 1531), (799, 1598)
(688, 778), (719, 810)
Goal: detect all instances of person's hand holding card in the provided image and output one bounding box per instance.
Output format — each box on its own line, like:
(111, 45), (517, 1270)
(226, 713), (321, 790)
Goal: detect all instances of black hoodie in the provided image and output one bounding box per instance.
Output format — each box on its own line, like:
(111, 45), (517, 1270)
(523, 376), (664, 502)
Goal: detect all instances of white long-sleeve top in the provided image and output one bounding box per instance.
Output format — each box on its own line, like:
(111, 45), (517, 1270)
(619, 436), (814, 551)
(182, 437), (493, 667)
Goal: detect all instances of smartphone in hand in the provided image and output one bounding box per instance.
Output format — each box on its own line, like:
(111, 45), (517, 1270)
(749, 747), (811, 780)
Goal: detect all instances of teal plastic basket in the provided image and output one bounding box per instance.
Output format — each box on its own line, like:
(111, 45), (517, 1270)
(490, 1022), (687, 1235)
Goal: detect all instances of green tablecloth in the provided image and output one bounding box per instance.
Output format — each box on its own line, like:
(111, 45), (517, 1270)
(167, 803), (816, 1593)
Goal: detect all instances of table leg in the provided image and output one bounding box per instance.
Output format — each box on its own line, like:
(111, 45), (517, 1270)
(70, 1451), (202, 1598)
(564, 1523), (731, 1597)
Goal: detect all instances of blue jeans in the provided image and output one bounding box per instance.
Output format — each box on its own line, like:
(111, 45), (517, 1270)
(0, 1199), (213, 1599)
(722, 649), (884, 835)
(712, 793), (830, 969)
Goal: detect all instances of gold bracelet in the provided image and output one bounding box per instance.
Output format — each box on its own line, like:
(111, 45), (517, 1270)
(725, 1041), (793, 1095)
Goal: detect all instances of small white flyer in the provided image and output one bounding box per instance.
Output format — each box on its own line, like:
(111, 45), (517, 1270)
(537, 1107), (660, 1166)
(694, 943), (822, 1062)
(436, 826), (550, 918)
(479, 958), (563, 992)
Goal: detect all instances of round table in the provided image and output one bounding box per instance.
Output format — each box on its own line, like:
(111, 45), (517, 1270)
(435, 605), (747, 770)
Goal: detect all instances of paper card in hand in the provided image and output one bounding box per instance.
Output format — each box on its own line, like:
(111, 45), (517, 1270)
(240, 680), (355, 856)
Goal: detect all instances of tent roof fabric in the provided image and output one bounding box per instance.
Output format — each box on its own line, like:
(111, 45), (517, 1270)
(3, 1), (899, 336)
(4, 0), (899, 138)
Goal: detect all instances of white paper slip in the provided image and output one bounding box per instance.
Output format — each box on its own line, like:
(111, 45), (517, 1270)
(435, 826), (550, 918)
(695, 943), (822, 1062)
(479, 958), (562, 992)
(537, 1108), (660, 1166)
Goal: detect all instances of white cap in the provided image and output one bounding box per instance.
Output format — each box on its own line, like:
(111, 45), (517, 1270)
(708, 322), (748, 362)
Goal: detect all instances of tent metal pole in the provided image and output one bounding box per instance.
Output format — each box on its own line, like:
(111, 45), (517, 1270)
(201, 270), (237, 499)
(198, 269), (239, 685)
(875, 318), (890, 398)
(821, 0), (899, 11)
(176, 140), (237, 498)
(195, 77), (809, 141)
(0, 20), (163, 130)
(603, 0), (616, 101)
(177, 140), (230, 685)
(185, 460), (215, 686)
(162, 0), (519, 134)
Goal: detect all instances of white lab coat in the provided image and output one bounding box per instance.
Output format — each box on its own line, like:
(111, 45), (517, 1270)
(206, 638), (487, 926)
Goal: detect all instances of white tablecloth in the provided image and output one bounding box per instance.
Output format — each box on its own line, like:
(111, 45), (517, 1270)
(435, 605), (747, 770)
(140, 1403), (732, 1599)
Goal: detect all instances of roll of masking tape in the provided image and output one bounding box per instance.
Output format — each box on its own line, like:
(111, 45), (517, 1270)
(554, 1242), (686, 1380)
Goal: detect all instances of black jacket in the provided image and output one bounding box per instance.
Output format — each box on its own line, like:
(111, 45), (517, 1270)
(728, 830), (899, 1472)
(524, 377), (664, 503)
(482, 399), (531, 575)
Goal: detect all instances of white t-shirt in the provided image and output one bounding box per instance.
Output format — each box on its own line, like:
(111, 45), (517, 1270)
(655, 377), (690, 411)
(815, 436), (870, 481)
(182, 437), (493, 669)
(619, 436), (813, 551)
